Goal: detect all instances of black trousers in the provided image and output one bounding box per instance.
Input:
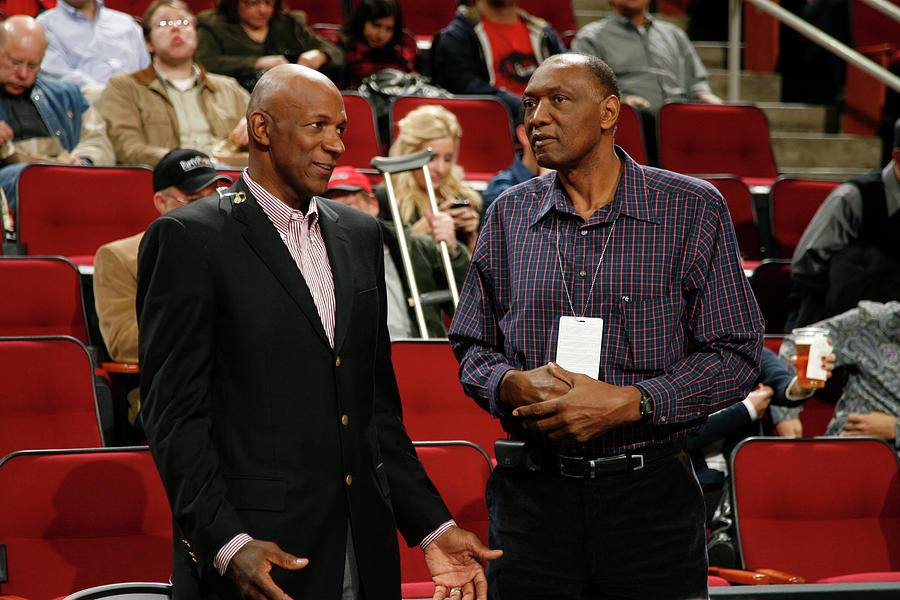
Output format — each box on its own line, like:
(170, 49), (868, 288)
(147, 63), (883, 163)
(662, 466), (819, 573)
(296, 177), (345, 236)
(486, 451), (708, 600)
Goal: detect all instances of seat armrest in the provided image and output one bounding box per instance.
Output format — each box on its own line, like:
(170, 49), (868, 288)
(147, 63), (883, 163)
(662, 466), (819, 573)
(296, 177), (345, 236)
(708, 566), (771, 585)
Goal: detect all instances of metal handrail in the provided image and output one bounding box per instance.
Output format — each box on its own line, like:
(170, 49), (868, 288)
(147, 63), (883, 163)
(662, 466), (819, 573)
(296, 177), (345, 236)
(727, 0), (900, 101)
(858, 0), (900, 25)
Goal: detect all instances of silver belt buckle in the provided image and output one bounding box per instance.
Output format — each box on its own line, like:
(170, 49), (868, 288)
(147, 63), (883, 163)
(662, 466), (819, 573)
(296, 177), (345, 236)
(630, 454), (645, 471)
(558, 454), (586, 479)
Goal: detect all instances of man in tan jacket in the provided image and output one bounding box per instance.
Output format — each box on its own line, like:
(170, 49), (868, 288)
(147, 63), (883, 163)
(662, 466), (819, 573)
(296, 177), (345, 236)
(100, 0), (249, 167)
(93, 148), (230, 424)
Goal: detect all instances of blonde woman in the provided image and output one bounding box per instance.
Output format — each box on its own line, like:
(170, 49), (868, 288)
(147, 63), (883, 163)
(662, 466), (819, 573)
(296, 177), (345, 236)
(382, 104), (481, 251)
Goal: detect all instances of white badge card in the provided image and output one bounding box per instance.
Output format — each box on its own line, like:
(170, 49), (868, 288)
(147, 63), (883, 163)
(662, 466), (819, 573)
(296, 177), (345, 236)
(555, 316), (604, 378)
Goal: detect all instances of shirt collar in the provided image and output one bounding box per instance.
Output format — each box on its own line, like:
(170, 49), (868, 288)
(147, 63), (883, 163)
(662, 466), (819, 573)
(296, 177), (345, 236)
(59, 0), (102, 18)
(154, 62), (201, 88)
(612, 13), (654, 30)
(242, 169), (320, 236)
(531, 146), (659, 227)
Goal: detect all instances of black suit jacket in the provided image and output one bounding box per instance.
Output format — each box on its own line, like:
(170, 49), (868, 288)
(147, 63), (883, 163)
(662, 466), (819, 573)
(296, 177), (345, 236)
(137, 178), (451, 599)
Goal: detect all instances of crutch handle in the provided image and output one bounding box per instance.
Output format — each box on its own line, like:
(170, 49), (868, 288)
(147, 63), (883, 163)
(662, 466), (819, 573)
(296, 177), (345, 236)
(371, 149), (434, 174)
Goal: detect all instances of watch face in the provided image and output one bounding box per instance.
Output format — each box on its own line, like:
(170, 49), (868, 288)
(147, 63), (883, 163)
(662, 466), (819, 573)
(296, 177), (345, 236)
(640, 396), (654, 418)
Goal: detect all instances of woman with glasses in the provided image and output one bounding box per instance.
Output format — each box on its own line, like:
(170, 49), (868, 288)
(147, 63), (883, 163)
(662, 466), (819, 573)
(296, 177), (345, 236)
(196, 0), (345, 91)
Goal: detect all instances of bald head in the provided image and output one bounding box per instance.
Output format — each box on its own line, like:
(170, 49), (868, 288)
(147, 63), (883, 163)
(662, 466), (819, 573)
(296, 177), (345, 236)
(534, 53), (620, 100)
(246, 64), (347, 209)
(0, 16), (47, 96)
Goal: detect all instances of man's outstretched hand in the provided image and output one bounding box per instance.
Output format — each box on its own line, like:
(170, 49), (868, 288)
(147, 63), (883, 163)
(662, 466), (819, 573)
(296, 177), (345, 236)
(425, 526), (503, 600)
(228, 539), (308, 600)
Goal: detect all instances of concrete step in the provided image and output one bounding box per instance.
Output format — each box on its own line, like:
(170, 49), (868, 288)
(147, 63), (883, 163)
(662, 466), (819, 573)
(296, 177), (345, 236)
(759, 102), (828, 134)
(708, 69), (782, 103)
(777, 167), (871, 180)
(771, 133), (881, 171)
(694, 42), (729, 70)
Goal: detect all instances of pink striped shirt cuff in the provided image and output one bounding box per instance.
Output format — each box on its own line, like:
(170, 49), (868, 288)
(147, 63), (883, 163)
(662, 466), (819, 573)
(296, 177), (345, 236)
(420, 519), (457, 549)
(214, 533), (254, 575)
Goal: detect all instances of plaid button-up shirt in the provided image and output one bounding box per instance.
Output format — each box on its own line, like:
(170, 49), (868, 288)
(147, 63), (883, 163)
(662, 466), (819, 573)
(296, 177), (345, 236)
(449, 150), (764, 455)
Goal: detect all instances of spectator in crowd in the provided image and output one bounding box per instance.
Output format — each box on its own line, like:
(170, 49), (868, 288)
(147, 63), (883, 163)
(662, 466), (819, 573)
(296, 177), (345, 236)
(432, 0), (566, 118)
(381, 104), (481, 252)
(0, 16), (113, 211)
(331, 0), (417, 89)
(195, 0), (345, 92)
(36, 0), (150, 89)
(687, 347), (833, 519)
(481, 111), (549, 214)
(772, 301), (900, 451)
(571, 0), (721, 111)
(100, 0), (250, 168)
(791, 118), (900, 328)
(93, 148), (230, 426)
(323, 166), (469, 339)
(449, 53), (763, 599)
(137, 64), (499, 599)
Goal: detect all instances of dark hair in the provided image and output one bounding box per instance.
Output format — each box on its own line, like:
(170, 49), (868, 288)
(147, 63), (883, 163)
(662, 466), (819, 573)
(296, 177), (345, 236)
(217, 0), (284, 24)
(340, 0), (404, 48)
(576, 53), (621, 100)
(143, 0), (194, 39)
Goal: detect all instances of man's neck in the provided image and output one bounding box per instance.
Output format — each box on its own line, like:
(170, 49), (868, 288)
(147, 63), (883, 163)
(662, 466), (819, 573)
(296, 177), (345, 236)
(70, 0), (98, 19)
(478, 2), (518, 24)
(247, 162), (311, 212)
(616, 9), (648, 28)
(154, 56), (195, 82)
(557, 150), (623, 220)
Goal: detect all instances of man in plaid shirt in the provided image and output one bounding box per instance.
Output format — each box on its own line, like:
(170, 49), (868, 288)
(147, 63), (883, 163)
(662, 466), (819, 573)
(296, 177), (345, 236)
(449, 54), (764, 599)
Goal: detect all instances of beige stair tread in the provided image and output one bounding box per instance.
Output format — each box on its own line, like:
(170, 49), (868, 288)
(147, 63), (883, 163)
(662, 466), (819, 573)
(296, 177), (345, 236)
(771, 132), (881, 170)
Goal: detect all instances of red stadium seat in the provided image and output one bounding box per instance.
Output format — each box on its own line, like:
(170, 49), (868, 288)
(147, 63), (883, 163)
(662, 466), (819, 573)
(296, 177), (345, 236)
(391, 95), (515, 181)
(391, 339), (506, 459)
(387, 0), (459, 42)
(517, 0), (577, 44)
(0, 447), (172, 599)
(341, 92), (386, 169)
(616, 103), (649, 165)
(769, 177), (841, 259)
(657, 103), (778, 188)
(0, 256), (90, 344)
(291, 0), (346, 27)
(15, 164), (156, 266)
(731, 437), (900, 582)
(400, 441), (492, 598)
(0, 336), (104, 460)
(703, 175), (761, 262)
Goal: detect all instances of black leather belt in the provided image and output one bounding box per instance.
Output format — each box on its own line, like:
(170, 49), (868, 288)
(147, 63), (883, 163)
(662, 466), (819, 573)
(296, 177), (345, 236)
(549, 441), (682, 479)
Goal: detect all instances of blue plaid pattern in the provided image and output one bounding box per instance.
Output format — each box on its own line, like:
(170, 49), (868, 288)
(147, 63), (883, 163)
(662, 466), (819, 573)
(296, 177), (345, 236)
(449, 150), (764, 455)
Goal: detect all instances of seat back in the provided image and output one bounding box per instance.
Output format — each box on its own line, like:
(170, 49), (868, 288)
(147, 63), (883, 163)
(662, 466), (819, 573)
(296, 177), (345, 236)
(391, 339), (506, 458)
(703, 176), (761, 261)
(516, 0), (576, 40)
(16, 165), (156, 265)
(616, 103), (649, 165)
(657, 103), (778, 182)
(63, 582), (172, 600)
(769, 177), (841, 258)
(0, 336), (104, 457)
(0, 256), (90, 343)
(391, 0), (459, 40)
(390, 95), (515, 181)
(748, 259), (792, 333)
(399, 441), (492, 593)
(340, 92), (385, 169)
(731, 437), (900, 581)
(0, 447), (172, 598)
(290, 0), (345, 25)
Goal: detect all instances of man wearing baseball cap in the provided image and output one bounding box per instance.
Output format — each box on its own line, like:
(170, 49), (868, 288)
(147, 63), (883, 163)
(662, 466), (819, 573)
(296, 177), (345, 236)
(324, 165), (470, 338)
(93, 148), (230, 425)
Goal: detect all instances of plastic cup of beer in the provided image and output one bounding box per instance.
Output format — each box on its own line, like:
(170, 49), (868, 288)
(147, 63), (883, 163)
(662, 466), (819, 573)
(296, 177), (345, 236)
(792, 327), (832, 389)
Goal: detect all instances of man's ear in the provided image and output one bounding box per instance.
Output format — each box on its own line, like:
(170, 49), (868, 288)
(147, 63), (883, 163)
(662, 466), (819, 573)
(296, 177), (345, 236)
(152, 191), (168, 216)
(248, 111), (271, 147)
(599, 94), (620, 134)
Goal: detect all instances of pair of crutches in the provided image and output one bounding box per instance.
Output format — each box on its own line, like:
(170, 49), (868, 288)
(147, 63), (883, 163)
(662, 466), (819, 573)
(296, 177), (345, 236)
(371, 149), (459, 339)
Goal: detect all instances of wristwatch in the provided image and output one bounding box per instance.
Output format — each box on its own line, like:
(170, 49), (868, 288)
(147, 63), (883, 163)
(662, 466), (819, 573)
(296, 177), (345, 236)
(635, 385), (654, 423)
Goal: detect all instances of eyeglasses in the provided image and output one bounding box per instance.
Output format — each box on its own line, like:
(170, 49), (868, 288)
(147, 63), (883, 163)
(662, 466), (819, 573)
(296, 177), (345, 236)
(1, 54), (40, 72)
(154, 18), (194, 28)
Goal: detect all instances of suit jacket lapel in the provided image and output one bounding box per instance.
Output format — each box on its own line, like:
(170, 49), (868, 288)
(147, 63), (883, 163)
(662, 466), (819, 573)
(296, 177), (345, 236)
(317, 199), (355, 354)
(227, 179), (332, 349)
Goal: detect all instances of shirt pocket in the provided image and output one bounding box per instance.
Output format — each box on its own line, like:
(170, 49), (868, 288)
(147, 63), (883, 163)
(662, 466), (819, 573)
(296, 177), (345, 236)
(618, 293), (683, 373)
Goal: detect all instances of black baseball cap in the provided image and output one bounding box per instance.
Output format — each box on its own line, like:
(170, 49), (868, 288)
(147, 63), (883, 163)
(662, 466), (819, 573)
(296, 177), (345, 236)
(153, 148), (231, 193)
